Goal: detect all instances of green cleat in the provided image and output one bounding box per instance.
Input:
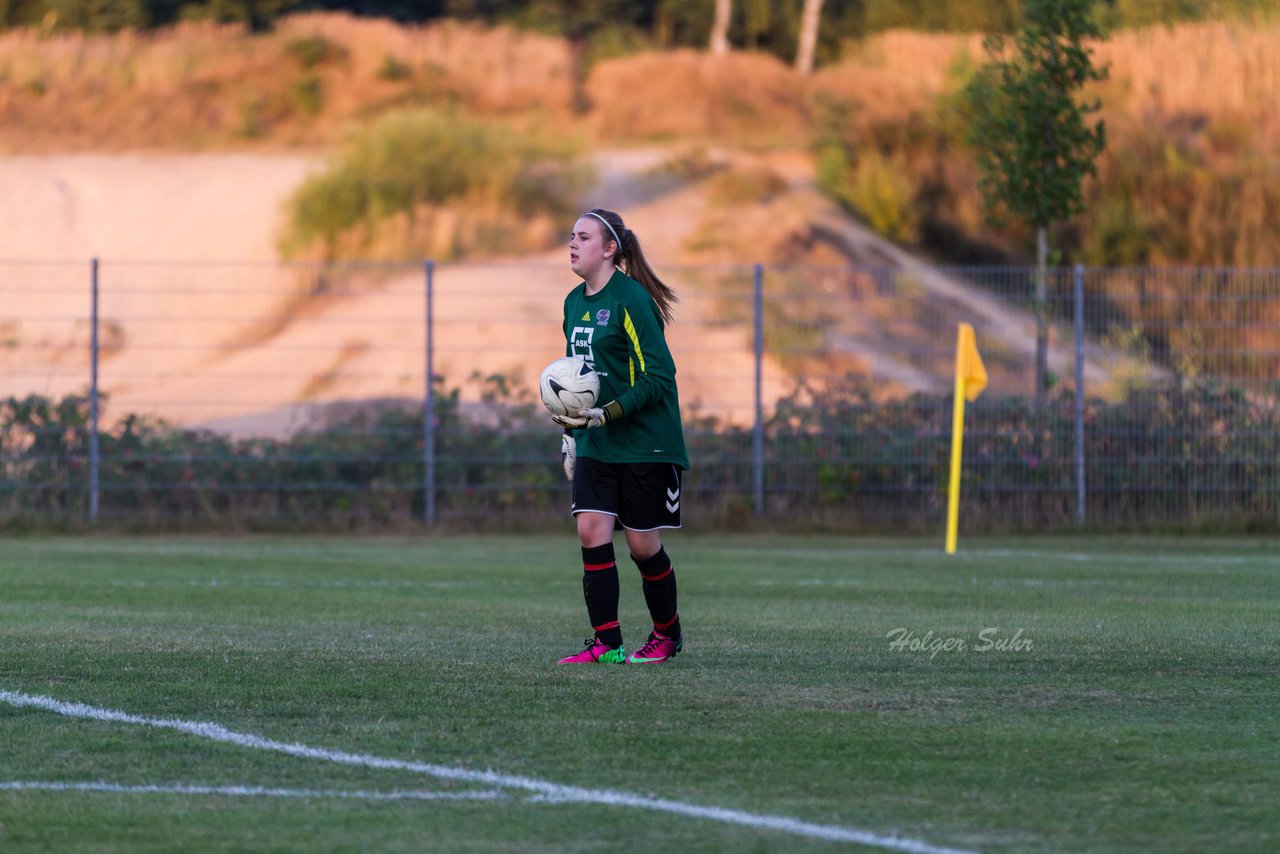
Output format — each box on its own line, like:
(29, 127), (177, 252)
(558, 638), (628, 664)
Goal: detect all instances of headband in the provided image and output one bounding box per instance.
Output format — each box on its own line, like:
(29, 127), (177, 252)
(583, 211), (623, 254)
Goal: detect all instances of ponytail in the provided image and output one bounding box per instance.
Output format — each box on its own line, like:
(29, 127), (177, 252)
(588, 208), (678, 325)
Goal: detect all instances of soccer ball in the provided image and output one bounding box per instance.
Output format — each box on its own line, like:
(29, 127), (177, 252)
(539, 356), (600, 417)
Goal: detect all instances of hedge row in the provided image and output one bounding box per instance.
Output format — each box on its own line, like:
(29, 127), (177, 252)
(3, 375), (1278, 532)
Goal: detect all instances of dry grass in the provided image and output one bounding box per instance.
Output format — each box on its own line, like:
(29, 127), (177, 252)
(586, 48), (811, 148)
(1098, 21), (1280, 142)
(0, 13), (573, 152)
(814, 22), (1280, 144)
(3, 16), (1277, 152)
(811, 31), (986, 120)
(271, 14), (574, 115)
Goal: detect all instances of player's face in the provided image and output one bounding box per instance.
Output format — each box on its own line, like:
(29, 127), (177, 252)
(569, 217), (616, 281)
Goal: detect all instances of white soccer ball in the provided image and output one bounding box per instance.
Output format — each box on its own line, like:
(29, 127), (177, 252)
(539, 356), (600, 417)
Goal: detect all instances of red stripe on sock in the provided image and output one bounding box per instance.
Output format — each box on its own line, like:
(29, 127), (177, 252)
(584, 561), (617, 571)
(641, 566), (672, 582)
(593, 620), (620, 632)
(654, 613), (679, 631)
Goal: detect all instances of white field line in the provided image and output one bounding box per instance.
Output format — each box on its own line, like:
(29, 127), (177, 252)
(1, 689), (977, 854)
(0, 781), (506, 801)
(11, 578), (486, 590)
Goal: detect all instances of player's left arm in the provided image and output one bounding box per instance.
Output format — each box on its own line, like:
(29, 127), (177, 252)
(583, 300), (675, 426)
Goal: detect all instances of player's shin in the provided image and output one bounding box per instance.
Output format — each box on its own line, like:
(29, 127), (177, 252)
(582, 543), (623, 649)
(633, 547), (680, 640)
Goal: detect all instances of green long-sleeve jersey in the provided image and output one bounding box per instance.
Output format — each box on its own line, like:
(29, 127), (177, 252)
(563, 269), (689, 470)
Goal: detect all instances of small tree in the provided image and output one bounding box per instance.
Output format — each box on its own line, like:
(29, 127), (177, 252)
(964, 0), (1107, 412)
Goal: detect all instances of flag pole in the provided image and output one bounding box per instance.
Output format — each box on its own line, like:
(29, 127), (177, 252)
(944, 325), (968, 554)
(945, 323), (985, 554)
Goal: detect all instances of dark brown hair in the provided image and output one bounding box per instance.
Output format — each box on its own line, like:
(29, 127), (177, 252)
(588, 208), (678, 325)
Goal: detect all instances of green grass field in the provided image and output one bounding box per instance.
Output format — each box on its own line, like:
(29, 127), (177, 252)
(1, 534), (1277, 853)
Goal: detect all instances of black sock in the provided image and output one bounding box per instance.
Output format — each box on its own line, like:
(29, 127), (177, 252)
(582, 543), (622, 648)
(633, 547), (680, 640)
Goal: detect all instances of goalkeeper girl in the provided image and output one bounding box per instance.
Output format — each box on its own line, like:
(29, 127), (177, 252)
(553, 208), (689, 665)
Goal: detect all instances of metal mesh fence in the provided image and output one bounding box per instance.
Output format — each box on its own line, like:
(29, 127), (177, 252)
(2, 260), (1277, 531)
(1078, 267), (1280, 526)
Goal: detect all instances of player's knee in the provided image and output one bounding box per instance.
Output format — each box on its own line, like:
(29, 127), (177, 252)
(576, 513), (614, 547)
(625, 531), (661, 560)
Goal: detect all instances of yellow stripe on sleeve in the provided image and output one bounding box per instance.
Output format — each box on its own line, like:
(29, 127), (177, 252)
(622, 309), (645, 388)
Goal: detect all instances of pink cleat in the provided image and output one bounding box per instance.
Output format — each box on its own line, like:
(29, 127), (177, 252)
(625, 631), (683, 664)
(558, 638), (628, 664)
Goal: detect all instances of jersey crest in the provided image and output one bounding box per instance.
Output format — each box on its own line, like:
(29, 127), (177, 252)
(596, 309), (611, 326)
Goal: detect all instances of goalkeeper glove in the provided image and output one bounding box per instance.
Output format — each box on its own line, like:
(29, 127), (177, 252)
(578, 401), (623, 429)
(560, 430), (576, 481)
(551, 401), (621, 430)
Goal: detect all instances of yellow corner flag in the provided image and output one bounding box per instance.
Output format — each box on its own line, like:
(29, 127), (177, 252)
(958, 323), (988, 402)
(946, 323), (986, 554)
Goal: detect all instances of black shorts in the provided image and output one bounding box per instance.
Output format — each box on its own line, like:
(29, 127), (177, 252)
(572, 457), (684, 531)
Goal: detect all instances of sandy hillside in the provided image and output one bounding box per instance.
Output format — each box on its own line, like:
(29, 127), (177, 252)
(0, 149), (789, 434)
(0, 154), (319, 261)
(1, 148), (1135, 436)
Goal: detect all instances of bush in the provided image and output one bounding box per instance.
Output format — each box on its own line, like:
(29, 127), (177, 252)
(284, 34), (348, 70)
(5, 376), (1277, 532)
(281, 108), (587, 261)
(287, 75), (325, 117)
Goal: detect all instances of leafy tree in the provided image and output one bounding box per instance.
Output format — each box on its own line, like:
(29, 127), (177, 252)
(32, 0), (152, 30)
(1, 0), (24, 25)
(301, 1), (445, 21)
(176, 0), (297, 29)
(2, 1), (1271, 39)
(963, 0), (1107, 412)
(863, 0), (1018, 32)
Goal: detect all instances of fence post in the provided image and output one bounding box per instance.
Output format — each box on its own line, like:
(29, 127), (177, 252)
(423, 259), (436, 528)
(752, 263), (765, 517)
(1073, 263), (1086, 526)
(89, 257), (101, 526)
